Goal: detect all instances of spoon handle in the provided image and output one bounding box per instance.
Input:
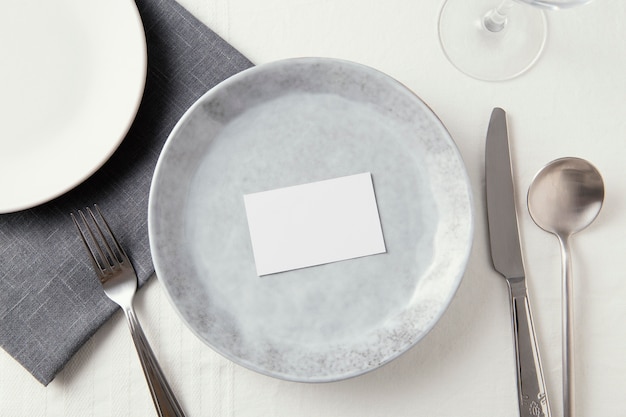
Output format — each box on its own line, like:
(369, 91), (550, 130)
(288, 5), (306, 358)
(559, 236), (575, 417)
(507, 277), (551, 417)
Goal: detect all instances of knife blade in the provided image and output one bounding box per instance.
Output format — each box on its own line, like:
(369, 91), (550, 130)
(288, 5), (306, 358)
(485, 108), (551, 417)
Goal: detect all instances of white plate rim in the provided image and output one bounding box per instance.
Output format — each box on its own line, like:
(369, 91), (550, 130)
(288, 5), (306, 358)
(0, 0), (147, 213)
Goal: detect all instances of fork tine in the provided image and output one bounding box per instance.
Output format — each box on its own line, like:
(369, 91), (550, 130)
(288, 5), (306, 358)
(78, 208), (113, 272)
(71, 212), (103, 274)
(85, 206), (121, 268)
(92, 204), (129, 261)
(76, 209), (114, 274)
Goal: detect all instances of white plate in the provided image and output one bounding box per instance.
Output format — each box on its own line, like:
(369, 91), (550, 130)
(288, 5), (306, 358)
(0, 0), (147, 213)
(149, 58), (473, 382)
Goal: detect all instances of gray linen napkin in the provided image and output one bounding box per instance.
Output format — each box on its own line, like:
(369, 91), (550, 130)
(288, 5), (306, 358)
(0, 0), (252, 385)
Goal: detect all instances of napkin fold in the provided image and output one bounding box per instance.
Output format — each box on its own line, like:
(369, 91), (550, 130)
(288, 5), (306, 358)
(0, 0), (252, 385)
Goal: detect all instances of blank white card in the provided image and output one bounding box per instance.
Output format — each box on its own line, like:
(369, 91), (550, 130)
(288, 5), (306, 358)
(243, 172), (386, 276)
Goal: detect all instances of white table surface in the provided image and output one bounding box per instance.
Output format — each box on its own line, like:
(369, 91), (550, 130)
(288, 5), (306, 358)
(2, 0), (626, 415)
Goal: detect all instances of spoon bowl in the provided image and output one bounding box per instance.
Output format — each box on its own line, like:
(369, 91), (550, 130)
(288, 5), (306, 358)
(528, 157), (604, 236)
(527, 156), (604, 417)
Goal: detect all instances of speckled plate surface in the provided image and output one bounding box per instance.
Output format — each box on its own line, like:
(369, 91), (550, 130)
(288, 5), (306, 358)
(148, 58), (473, 382)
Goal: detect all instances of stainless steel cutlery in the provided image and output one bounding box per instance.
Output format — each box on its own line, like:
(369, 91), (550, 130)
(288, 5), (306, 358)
(528, 157), (604, 417)
(485, 108), (551, 417)
(72, 205), (186, 417)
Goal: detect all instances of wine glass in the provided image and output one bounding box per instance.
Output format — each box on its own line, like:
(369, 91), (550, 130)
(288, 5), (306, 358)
(438, 0), (594, 81)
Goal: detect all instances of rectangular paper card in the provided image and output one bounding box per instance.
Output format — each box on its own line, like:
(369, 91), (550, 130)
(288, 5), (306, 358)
(243, 172), (386, 276)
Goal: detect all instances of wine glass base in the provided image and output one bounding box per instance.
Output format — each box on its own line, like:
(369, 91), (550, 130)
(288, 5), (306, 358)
(438, 0), (547, 81)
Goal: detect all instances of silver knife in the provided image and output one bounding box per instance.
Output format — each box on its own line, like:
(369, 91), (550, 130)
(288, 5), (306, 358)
(485, 108), (551, 417)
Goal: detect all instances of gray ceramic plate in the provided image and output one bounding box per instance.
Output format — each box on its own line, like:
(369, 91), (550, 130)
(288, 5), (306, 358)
(148, 58), (473, 382)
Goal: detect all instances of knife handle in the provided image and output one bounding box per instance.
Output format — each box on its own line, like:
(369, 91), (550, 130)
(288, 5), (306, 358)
(507, 277), (551, 417)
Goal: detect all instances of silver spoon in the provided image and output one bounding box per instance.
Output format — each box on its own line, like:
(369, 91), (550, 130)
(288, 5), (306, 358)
(527, 157), (604, 417)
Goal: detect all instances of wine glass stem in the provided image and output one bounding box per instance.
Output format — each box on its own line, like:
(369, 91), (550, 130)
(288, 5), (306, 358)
(483, 0), (515, 32)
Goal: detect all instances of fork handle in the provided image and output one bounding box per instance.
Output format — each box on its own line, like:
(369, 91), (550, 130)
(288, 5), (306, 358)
(124, 308), (186, 417)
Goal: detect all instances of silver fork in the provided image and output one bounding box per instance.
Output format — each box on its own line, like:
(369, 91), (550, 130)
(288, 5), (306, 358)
(72, 205), (186, 417)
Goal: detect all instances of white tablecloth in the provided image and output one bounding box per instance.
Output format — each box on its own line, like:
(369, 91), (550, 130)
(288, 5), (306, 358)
(2, 0), (625, 415)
